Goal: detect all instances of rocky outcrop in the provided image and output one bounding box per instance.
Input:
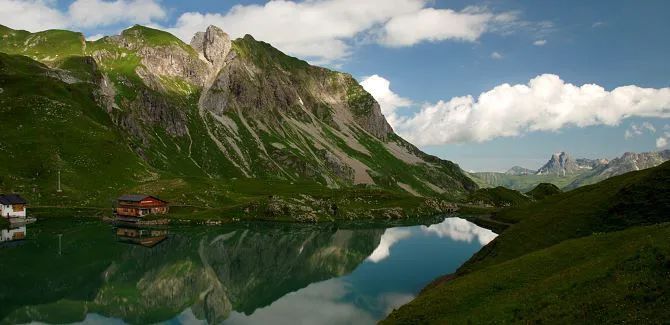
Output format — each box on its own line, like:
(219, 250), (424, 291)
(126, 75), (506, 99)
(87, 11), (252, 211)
(136, 46), (207, 87)
(575, 158), (609, 169)
(190, 25), (232, 69)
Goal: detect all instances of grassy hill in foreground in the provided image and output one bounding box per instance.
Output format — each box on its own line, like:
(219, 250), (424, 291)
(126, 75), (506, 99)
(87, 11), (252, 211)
(384, 161), (670, 323)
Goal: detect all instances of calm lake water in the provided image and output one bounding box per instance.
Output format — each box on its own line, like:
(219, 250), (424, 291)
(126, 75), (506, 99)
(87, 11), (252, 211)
(0, 217), (496, 324)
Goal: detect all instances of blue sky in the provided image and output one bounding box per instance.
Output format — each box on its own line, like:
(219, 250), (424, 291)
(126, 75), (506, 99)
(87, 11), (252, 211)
(2, 0), (669, 171)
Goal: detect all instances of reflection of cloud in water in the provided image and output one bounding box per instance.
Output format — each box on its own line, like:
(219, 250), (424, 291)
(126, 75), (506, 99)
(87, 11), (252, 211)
(378, 292), (415, 316)
(366, 228), (411, 263)
(62, 313), (126, 324)
(224, 279), (376, 325)
(421, 218), (497, 245)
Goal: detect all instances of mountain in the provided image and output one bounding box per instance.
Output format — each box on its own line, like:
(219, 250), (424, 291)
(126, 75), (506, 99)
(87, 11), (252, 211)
(384, 161), (670, 324)
(504, 166), (534, 176)
(567, 149), (670, 189)
(536, 152), (585, 176)
(0, 24), (475, 212)
(526, 182), (561, 200)
(470, 150), (667, 192)
(575, 157), (609, 169)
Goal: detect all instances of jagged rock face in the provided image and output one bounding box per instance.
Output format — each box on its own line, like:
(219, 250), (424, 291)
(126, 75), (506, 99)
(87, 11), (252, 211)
(597, 149), (670, 178)
(190, 25), (232, 68)
(537, 152), (583, 176)
(575, 158), (608, 169)
(136, 46), (207, 86)
(505, 166), (534, 176)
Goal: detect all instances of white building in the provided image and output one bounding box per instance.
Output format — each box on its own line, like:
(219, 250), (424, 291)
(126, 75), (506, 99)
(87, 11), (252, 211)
(0, 194), (27, 219)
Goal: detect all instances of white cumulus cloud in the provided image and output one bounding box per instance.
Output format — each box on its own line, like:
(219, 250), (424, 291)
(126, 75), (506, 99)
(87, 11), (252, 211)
(1, 0), (543, 64)
(360, 74), (412, 119)
(656, 131), (670, 149)
(0, 0), (68, 31)
(68, 0), (166, 28)
(0, 0), (166, 32)
(362, 74), (670, 146)
(376, 6), (508, 47)
(164, 1), (523, 63)
(490, 51), (503, 59)
(624, 122), (656, 139)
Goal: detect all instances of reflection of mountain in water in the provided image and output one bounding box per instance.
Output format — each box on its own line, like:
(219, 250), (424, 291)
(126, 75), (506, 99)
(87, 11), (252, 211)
(3, 223), (382, 324)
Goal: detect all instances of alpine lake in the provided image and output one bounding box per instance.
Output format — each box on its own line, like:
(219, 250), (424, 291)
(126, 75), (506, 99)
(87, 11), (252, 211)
(0, 216), (496, 324)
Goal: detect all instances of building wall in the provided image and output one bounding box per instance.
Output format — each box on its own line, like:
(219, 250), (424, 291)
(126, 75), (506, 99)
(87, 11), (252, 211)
(115, 205), (169, 217)
(1, 204), (26, 218)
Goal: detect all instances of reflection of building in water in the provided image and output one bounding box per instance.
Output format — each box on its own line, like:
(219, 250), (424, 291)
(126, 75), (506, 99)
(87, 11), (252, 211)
(115, 225), (168, 248)
(1, 226), (27, 243)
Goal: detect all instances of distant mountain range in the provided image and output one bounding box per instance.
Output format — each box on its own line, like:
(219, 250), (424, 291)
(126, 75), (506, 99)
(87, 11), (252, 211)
(566, 150), (670, 189)
(470, 150), (670, 191)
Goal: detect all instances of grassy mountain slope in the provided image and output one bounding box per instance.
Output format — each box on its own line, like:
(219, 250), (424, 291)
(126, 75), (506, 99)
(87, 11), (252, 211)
(466, 186), (531, 207)
(0, 52), (148, 206)
(526, 182), (561, 200)
(385, 161), (670, 323)
(0, 24), (475, 219)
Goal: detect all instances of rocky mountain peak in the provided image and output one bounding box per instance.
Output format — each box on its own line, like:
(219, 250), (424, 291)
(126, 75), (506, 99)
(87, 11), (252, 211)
(537, 152), (582, 176)
(190, 25), (232, 66)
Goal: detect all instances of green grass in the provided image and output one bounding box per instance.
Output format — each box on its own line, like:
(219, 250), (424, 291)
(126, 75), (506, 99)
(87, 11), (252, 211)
(119, 25), (198, 56)
(232, 34), (311, 72)
(0, 52), (148, 207)
(466, 186), (531, 207)
(0, 26), (85, 62)
(384, 161), (670, 323)
(526, 182), (561, 200)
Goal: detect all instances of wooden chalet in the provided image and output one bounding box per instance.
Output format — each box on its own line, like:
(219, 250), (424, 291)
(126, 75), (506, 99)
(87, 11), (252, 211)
(115, 195), (169, 220)
(0, 194), (27, 219)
